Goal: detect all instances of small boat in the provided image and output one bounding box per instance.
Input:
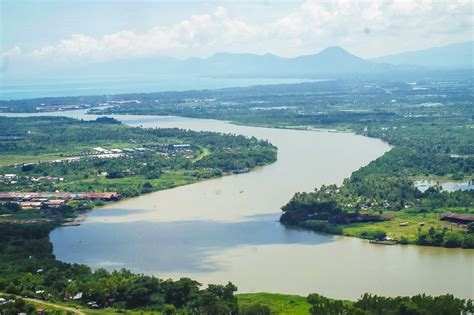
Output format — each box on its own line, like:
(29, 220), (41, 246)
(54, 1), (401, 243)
(369, 239), (398, 245)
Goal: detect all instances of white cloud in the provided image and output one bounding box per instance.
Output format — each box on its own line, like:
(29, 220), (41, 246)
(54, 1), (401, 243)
(1, 46), (23, 59)
(19, 6), (258, 63)
(0, 47), (23, 72)
(1, 0), (472, 64)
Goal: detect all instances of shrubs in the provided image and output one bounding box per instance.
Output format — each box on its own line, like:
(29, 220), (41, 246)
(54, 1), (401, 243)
(306, 292), (474, 315)
(141, 181), (154, 193)
(353, 293), (474, 315)
(443, 231), (463, 248)
(399, 236), (409, 245)
(0, 297), (36, 315)
(416, 227), (473, 249)
(451, 172), (465, 180)
(461, 234), (474, 249)
(360, 229), (386, 240)
(301, 220), (343, 235)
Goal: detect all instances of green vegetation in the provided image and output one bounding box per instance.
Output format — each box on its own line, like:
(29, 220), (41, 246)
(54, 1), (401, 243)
(306, 292), (473, 315)
(117, 80), (468, 249)
(275, 81), (474, 249)
(0, 115), (278, 313)
(0, 116), (276, 173)
(237, 293), (310, 315)
(240, 292), (474, 315)
(1, 79), (473, 312)
(0, 224), (239, 314)
(81, 78), (471, 249)
(279, 116), (474, 248)
(281, 183), (474, 248)
(0, 116), (276, 221)
(0, 293), (83, 314)
(3, 80), (471, 247)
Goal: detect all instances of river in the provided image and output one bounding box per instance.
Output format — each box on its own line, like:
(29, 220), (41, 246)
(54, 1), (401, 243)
(3, 110), (473, 300)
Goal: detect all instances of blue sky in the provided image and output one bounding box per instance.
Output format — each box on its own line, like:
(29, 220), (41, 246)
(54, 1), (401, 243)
(1, 0), (473, 65)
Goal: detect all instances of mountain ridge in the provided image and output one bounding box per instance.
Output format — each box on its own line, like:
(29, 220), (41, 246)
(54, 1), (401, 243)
(2, 42), (472, 81)
(371, 41), (473, 68)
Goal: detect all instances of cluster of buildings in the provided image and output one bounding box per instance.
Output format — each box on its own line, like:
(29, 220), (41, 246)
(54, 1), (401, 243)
(107, 99), (141, 105)
(441, 213), (474, 225)
(74, 144), (193, 159)
(0, 174), (19, 184)
(343, 200), (396, 212)
(3, 143), (194, 178)
(0, 192), (120, 210)
(86, 144), (193, 159)
(35, 103), (88, 112)
(0, 173), (65, 187)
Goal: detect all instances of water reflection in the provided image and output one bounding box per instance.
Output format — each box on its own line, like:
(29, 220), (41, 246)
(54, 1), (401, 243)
(51, 218), (334, 273)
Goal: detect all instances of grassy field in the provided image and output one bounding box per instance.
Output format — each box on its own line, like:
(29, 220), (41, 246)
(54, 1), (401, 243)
(0, 293), (83, 314)
(0, 153), (68, 166)
(1, 292), (314, 314)
(192, 147), (210, 162)
(0, 209), (52, 222)
(341, 209), (467, 242)
(237, 293), (311, 315)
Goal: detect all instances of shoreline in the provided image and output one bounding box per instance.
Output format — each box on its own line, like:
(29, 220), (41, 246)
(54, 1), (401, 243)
(2, 110), (469, 250)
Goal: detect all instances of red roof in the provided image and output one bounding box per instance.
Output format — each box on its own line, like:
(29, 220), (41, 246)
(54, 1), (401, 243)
(441, 213), (474, 222)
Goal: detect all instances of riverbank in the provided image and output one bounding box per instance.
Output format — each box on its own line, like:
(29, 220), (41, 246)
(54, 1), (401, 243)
(228, 118), (473, 249)
(85, 79), (473, 249)
(0, 115), (277, 224)
(219, 114), (473, 249)
(68, 115), (472, 250)
(2, 109), (472, 300)
(3, 287), (472, 314)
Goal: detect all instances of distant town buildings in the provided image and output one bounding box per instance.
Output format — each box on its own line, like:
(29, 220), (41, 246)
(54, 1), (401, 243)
(0, 192), (120, 210)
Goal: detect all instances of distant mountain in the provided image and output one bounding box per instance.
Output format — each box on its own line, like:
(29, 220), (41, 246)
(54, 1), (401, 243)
(3, 43), (471, 83)
(287, 46), (390, 74)
(371, 41), (473, 69)
(184, 46), (394, 75)
(88, 46), (395, 78)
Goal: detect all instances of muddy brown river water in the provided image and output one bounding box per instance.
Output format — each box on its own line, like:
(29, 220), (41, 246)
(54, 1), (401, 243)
(3, 111), (473, 300)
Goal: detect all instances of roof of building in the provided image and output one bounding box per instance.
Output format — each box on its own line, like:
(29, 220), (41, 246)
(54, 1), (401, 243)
(441, 213), (474, 222)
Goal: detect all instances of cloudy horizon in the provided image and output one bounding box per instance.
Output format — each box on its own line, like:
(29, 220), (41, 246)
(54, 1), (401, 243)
(1, 0), (473, 66)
